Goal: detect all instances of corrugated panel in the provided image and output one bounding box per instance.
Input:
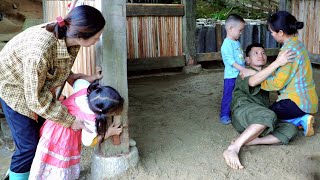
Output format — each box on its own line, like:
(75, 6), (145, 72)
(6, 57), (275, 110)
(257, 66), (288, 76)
(127, 16), (183, 59)
(291, 0), (320, 54)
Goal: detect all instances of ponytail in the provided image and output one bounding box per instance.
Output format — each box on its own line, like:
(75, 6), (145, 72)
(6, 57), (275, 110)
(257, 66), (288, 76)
(45, 20), (68, 39)
(87, 80), (100, 94)
(95, 113), (108, 136)
(45, 5), (105, 40)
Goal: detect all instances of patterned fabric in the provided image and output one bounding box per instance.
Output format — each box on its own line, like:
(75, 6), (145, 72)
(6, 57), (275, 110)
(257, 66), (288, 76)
(221, 38), (245, 79)
(29, 88), (96, 180)
(261, 36), (318, 113)
(0, 24), (80, 127)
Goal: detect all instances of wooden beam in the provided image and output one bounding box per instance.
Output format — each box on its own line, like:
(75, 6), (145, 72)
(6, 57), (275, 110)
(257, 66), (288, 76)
(197, 52), (222, 62)
(197, 48), (280, 62)
(126, 4), (184, 16)
(310, 53), (320, 65)
(182, 0), (197, 65)
(126, 51), (319, 71)
(127, 56), (185, 71)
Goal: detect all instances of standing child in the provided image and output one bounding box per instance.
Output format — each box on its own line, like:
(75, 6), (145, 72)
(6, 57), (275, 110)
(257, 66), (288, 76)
(219, 14), (255, 125)
(29, 69), (124, 180)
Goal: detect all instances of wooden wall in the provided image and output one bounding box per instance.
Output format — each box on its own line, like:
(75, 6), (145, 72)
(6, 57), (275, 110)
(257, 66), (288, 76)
(291, 0), (320, 54)
(126, 4), (184, 58)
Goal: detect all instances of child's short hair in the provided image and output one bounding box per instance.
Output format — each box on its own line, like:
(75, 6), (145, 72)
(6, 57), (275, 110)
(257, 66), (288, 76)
(245, 43), (264, 57)
(225, 14), (245, 28)
(268, 11), (303, 35)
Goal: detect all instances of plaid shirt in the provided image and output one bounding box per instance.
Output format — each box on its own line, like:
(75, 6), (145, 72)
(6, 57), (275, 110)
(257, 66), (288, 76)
(0, 24), (80, 127)
(261, 36), (318, 114)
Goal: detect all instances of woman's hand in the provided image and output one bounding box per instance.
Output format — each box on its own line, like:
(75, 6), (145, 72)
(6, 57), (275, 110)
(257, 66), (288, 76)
(71, 117), (93, 133)
(275, 49), (296, 67)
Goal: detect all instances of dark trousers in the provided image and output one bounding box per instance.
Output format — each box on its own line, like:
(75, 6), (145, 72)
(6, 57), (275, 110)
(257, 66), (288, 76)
(269, 99), (306, 120)
(220, 78), (236, 118)
(0, 98), (44, 173)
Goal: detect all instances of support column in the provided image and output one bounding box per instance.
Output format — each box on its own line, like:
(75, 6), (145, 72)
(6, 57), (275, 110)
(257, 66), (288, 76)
(182, 0), (201, 73)
(92, 0), (138, 179)
(96, 0), (129, 156)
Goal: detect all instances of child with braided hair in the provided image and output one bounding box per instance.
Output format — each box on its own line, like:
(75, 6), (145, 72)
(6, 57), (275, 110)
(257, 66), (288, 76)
(29, 69), (124, 179)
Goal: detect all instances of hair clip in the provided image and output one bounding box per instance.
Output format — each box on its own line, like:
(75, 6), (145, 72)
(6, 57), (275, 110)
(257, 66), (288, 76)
(56, 16), (65, 27)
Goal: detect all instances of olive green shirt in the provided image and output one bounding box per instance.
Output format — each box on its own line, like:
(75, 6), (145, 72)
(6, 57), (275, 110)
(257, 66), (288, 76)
(231, 70), (270, 111)
(0, 24), (80, 127)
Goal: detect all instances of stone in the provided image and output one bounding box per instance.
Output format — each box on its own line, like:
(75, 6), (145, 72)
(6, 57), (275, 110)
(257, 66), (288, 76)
(182, 64), (202, 74)
(91, 146), (139, 179)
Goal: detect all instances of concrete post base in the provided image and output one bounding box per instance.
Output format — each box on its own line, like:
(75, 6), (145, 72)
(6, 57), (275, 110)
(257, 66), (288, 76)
(90, 146), (139, 179)
(183, 64), (202, 74)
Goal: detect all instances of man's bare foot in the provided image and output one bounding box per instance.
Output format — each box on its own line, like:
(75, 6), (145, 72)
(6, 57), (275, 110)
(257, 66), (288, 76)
(223, 144), (244, 170)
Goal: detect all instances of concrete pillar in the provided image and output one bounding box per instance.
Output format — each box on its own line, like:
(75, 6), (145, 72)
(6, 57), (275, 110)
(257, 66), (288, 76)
(92, 0), (138, 179)
(95, 0), (129, 157)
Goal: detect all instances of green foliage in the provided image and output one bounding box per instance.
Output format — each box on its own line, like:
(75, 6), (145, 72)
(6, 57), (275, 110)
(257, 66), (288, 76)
(196, 0), (270, 20)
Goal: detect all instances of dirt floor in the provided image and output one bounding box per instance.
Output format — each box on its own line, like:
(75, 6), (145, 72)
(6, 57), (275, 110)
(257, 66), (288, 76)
(78, 68), (320, 180)
(1, 0), (320, 179)
(108, 69), (320, 180)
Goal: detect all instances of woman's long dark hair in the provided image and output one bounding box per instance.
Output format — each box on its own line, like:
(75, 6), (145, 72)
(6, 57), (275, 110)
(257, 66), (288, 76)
(46, 5), (105, 39)
(267, 11), (303, 35)
(87, 80), (124, 137)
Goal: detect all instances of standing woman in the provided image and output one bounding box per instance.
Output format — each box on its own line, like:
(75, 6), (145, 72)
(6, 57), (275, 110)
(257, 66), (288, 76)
(0, 5), (105, 179)
(247, 11), (318, 138)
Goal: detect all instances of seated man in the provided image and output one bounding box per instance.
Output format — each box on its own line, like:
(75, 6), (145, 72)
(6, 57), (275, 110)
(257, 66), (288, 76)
(223, 43), (298, 170)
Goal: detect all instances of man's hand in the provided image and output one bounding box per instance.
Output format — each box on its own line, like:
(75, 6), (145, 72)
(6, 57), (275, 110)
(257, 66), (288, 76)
(240, 68), (257, 79)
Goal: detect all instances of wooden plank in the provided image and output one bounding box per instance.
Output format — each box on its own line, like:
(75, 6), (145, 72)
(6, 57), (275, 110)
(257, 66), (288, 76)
(126, 4), (184, 16)
(279, 0), (290, 11)
(216, 24), (222, 52)
(197, 52), (221, 62)
(197, 48), (280, 62)
(127, 56), (185, 71)
(265, 48), (280, 56)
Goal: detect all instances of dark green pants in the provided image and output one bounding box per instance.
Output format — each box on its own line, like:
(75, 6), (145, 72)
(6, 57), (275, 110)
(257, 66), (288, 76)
(232, 103), (297, 144)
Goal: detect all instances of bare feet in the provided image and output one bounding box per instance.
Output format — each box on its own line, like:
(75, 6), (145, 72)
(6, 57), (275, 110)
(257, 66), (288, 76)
(223, 144), (244, 170)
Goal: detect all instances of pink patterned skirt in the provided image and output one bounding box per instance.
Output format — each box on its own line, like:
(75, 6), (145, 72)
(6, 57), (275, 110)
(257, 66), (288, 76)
(29, 120), (82, 180)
